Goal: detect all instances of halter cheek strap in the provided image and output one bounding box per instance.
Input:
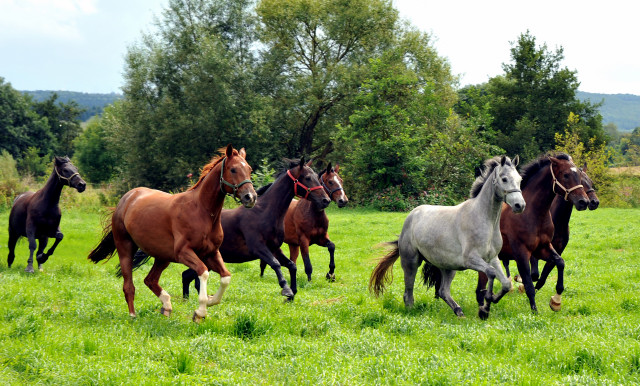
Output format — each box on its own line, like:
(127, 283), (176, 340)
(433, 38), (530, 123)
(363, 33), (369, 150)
(549, 163), (583, 201)
(493, 171), (521, 202)
(220, 157), (253, 203)
(55, 167), (79, 185)
(320, 172), (344, 198)
(287, 169), (324, 199)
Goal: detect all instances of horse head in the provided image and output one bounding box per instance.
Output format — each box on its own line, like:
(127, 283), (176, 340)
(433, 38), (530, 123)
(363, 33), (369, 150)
(54, 156), (86, 193)
(580, 162), (599, 210)
(495, 155), (525, 213)
(320, 162), (348, 208)
(549, 155), (589, 211)
(288, 157), (330, 210)
(220, 144), (257, 208)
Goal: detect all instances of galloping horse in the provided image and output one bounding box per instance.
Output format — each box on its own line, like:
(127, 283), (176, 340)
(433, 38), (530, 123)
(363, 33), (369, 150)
(258, 162), (348, 282)
(181, 158), (330, 301)
(477, 153), (589, 313)
(88, 145), (256, 322)
(370, 156), (525, 319)
(8, 156), (86, 272)
(506, 163), (599, 291)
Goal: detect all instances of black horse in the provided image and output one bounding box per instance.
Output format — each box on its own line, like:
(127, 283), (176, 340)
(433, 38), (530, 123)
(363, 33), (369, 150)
(180, 158), (330, 300)
(7, 156), (86, 272)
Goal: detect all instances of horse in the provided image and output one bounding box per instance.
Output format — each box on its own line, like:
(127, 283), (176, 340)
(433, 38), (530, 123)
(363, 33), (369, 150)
(370, 155), (525, 319)
(506, 163), (599, 290)
(87, 145), (256, 322)
(257, 162), (348, 282)
(181, 157), (331, 301)
(476, 153), (589, 313)
(7, 156), (86, 272)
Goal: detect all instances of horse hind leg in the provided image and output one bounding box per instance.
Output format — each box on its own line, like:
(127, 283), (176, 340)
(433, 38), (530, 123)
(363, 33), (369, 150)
(204, 252), (232, 307)
(436, 269), (463, 317)
(399, 247), (420, 309)
(116, 241), (138, 317)
(143, 259), (172, 317)
(24, 231), (38, 273)
(7, 230), (19, 268)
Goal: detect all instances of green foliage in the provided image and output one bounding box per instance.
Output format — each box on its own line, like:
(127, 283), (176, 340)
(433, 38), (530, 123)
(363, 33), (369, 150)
(22, 90), (122, 121)
(251, 158), (276, 189)
(73, 117), (117, 184)
(17, 147), (50, 179)
(0, 150), (27, 209)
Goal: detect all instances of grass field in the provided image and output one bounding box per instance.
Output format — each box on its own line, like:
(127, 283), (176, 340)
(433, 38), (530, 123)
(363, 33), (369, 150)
(0, 204), (639, 384)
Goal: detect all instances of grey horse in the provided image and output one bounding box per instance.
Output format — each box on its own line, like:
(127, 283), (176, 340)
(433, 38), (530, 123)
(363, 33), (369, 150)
(370, 155), (525, 319)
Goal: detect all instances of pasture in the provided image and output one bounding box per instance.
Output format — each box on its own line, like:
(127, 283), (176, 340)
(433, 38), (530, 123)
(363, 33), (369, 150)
(1, 205), (639, 384)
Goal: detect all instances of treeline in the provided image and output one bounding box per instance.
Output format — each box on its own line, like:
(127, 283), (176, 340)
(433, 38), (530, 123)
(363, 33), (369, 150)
(4, 0), (638, 209)
(22, 90), (122, 122)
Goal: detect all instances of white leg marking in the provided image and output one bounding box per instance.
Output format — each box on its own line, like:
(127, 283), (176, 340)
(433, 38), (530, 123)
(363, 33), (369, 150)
(195, 271), (209, 318)
(159, 289), (172, 312)
(207, 275), (231, 306)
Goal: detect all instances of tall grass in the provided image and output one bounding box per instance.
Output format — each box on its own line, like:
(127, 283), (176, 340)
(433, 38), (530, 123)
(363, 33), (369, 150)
(0, 205), (639, 384)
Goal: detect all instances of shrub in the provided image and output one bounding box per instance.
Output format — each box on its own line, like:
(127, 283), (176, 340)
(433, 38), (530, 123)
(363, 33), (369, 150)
(0, 150), (27, 210)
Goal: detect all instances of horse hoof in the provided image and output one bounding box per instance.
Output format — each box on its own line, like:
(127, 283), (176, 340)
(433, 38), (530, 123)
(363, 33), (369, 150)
(549, 294), (562, 311)
(518, 284), (525, 293)
(24, 266), (35, 273)
(160, 307), (172, 317)
(514, 274), (522, 283)
(478, 308), (490, 320)
(281, 287), (294, 298)
(192, 312), (205, 323)
(36, 253), (49, 265)
(326, 273), (336, 282)
(453, 307), (464, 318)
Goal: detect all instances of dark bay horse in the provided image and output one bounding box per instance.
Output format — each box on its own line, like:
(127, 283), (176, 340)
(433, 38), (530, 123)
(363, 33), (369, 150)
(8, 156), (86, 272)
(88, 145), (256, 322)
(371, 156), (525, 319)
(181, 158), (331, 301)
(477, 153), (589, 313)
(258, 162), (348, 282)
(506, 163), (599, 290)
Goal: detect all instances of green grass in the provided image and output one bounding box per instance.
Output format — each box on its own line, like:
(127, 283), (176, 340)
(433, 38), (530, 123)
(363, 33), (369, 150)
(0, 205), (639, 384)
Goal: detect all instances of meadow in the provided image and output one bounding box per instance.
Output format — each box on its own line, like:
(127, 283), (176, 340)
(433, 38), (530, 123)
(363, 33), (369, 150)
(0, 203), (639, 385)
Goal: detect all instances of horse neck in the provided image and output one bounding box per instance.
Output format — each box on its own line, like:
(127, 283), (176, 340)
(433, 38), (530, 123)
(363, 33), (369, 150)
(258, 173), (296, 221)
(523, 166), (557, 215)
(193, 162), (226, 221)
(39, 168), (65, 207)
(550, 196), (573, 231)
(473, 171), (505, 227)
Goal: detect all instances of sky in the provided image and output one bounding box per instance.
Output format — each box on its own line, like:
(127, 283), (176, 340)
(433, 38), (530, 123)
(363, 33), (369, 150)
(0, 0), (638, 95)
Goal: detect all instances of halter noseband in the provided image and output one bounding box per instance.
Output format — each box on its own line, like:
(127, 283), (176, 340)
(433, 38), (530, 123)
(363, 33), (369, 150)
(549, 162), (584, 201)
(287, 169), (324, 199)
(320, 170), (344, 198)
(220, 157), (253, 203)
(493, 169), (521, 201)
(55, 165), (79, 185)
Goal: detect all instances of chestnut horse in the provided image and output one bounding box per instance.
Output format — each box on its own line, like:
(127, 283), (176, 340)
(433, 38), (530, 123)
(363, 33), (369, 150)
(476, 153), (589, 313)
(8, 156), (86, 272)
(88, 145), (256, 322)
(258, 162), (348, 282)
(506, 163), (599, 289)
(181, 158), (331, 301)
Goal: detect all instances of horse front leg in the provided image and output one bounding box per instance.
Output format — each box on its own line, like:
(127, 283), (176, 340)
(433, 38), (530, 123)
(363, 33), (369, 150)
(325, 240), (336, 282)
(537, 244), (565, 311)
(24, 228), (38, 273)
(181, 268), (198, 299)
(204, 251), (232, 307)
(176, 248), (212, 322)
(143, 259), (172, 317)
(514, 252), (538, 313)
(37, 229), (63, 268)
(253, 247), (295, 301)
(274, 248), (297, 296)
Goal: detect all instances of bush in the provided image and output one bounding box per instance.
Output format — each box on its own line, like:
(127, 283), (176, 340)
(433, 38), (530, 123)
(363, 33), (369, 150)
(0, 150), (27, 210)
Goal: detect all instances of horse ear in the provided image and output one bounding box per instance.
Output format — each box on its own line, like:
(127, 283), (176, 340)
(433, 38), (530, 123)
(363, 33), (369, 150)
(326, 162), (332, 173)
(305, 158), (313, 167)
(299, 156), (305, 169)
(238, 147), (246, 159)
(500, 155), (507, 166)
(513, 155), (519, 168)
(225, 144), (233, 158)
(334, 164), (340, 173)
(582, 162), (588, 172)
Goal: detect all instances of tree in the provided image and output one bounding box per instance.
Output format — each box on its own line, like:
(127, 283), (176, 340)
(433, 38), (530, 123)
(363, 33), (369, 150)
(487, 31), (605, 161)
(32, 93), (84, 157)
(256, 0), (398, 157)
(74, 117), (117, 183)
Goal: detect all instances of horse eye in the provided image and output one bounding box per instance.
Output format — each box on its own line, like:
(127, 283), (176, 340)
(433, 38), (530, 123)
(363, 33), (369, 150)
(231, 168), (237, 174)
(329, 180), (334, 185)
(501, 177), (507, 183)
(564, 173), (569, 179)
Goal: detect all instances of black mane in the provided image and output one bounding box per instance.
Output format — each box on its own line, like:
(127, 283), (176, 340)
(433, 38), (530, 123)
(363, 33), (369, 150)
(470, 156), (509, 198)
(520, 152), (571, 190)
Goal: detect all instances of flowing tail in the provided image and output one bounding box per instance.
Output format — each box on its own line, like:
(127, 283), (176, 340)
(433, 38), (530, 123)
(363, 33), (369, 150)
(88, 224), (116, 263)
(421, 257), (441, 289)
(369, 240), (400, 297)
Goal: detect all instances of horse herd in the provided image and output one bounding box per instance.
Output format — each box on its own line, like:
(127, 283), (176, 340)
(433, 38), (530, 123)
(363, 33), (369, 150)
(6, 145), (598, 321)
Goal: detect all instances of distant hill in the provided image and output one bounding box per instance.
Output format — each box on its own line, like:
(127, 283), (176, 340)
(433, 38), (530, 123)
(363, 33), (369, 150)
(577, 91), (640, 132)
(22, 90), (122, 121)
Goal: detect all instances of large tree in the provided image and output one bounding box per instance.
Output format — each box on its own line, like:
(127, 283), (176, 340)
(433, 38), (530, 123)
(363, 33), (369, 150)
(256, 0), (398, 157)
(488, 31), (604, 160)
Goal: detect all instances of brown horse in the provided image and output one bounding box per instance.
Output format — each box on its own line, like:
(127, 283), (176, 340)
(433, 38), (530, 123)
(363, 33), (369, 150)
(476, 153), (589, 313)
(259, 162), (348, 282)
(8, 156), (86, 272)
(181, 158), (331, 300)
(507, 163), (599, 290)
(88, 145), (256, 322)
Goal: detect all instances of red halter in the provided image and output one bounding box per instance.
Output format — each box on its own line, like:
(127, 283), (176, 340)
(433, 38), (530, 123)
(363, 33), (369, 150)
(287, 169), (324, 199)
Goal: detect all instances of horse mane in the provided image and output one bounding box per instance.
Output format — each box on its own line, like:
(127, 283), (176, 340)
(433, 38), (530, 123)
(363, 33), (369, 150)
(187, 147), (236, 191)
(256, 183), (273, 196)
(519, 152), (571, 190)
(469, 156), (509, 198)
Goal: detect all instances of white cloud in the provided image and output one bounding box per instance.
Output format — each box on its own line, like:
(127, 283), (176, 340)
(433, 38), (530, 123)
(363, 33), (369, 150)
(0, 0), (98, 41)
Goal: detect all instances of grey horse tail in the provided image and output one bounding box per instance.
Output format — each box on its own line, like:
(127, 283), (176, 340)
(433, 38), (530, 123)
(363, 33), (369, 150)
(421, 257), (441, 289)
(369, 240), (400, 297)
(116, 249), (150, 278)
